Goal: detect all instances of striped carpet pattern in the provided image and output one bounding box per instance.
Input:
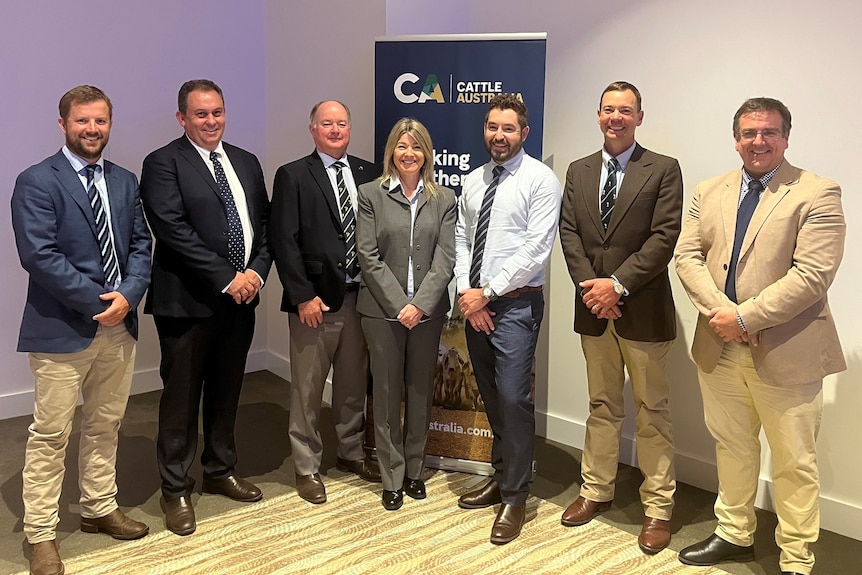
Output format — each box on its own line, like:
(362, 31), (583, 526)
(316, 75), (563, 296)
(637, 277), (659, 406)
(22, 473), (727, 575)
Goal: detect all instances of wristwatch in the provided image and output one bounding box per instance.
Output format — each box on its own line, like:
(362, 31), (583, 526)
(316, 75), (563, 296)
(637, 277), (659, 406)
(482, 284), (499, 302)
(612, 277), (625, 295)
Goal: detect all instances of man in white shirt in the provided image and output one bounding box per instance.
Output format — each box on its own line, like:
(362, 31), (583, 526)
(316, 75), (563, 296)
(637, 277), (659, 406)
(455, 94), (562, 545)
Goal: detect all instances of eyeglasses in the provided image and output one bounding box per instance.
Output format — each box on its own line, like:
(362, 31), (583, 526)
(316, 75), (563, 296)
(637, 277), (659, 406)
(738, 129), (784, 142)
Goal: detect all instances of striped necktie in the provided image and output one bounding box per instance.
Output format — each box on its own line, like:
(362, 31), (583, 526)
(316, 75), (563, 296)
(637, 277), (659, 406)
(210, 151), (246, 271)
(469, 165), (505, 288)
(84, 164), (120, 287)
(333, 162), (358, 278)
(600, 158), (619, 231)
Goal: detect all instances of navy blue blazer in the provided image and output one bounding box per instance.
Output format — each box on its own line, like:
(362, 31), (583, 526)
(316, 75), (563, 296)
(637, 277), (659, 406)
(11, 150), (153, 353)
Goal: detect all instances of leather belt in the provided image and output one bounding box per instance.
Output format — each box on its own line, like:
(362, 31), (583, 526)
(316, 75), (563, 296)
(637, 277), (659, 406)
(501, 285), (543, 298)
(345, 282), (360, 293)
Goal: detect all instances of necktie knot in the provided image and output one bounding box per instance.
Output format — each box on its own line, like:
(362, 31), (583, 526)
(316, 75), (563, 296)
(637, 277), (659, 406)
(84, 164), (98, 183)
(334, 161), (345, 172)
(749, 179), (764, 194)
(209, 151), (219, 162)
(492, 165), (505, 179)
(607, 158), (619, 173)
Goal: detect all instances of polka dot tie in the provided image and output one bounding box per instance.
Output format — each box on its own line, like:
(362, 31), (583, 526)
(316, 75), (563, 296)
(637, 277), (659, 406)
(210, 151), (246, 271)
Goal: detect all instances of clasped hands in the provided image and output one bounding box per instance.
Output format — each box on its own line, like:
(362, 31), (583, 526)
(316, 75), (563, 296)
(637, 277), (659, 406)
(707, 306), (759, 345)
(226, 270), (261, 305)
(458, 288), (496, 335)
(579, 278), (623, 320)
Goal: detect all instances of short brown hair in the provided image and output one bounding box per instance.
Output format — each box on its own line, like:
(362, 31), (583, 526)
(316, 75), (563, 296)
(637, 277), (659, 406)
(733, 97), (792, 137)
(485, 94), (529, 130)
(178, 79), (224, 114)
(600, 81), (642, 111)
(59, 85), (112, 120)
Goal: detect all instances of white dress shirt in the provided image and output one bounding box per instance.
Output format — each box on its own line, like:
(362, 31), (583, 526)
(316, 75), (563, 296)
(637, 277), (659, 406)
(455, 149), (562, 296)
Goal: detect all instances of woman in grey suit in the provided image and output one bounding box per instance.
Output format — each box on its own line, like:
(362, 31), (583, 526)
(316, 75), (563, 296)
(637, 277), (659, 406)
(356, 118), (456, 510)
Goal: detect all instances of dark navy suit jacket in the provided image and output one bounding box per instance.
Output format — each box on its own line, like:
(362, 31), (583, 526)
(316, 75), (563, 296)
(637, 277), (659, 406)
(11, 150), (153, 353)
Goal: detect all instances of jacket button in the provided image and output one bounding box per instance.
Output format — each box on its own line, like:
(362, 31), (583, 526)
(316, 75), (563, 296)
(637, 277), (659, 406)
(723, 263), (728, 270)
(602, 244), (609, 250)
(337, 263), (343, 269)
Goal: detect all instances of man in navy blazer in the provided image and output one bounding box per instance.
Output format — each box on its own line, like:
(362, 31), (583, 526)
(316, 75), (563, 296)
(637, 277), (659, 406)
(140, 79), (271, 537)
(11, 85), (152, 575)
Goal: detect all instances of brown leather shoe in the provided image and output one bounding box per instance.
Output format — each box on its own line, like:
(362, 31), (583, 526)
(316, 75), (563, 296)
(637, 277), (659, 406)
(638, 517), (671, 554)
(29, 540), (64, 575)
(458, 479), (502, 509)
(296, 473), (326, 504)
(202, 475), (263, 502)
(80, 508), (149, 540)
(336, 457), (382, 482)
(490, 503), (526, 545)
(160, 495), (196, 536)
(561, 496), (612, 526)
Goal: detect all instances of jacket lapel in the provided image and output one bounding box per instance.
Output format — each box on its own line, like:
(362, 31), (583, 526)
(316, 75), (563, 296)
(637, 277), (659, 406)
(308, 151), (341, 224)
(50, 151), (98, 237)
(739, 162), (799, 258)
(580, 151), (604, 235)
(606, 144), (649, 236)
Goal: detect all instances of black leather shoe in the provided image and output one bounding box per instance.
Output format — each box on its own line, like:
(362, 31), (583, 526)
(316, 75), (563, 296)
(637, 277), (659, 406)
(202, 475), (262, 502)
(382, 489), (403, 511)
(404, 478), (426, 499)
(160, 495), (196, 536)
(458, 479), (502, 509)
(336, 457), (382, 482)
(678, 533), (754, 566)
(490, 503), (526, 545)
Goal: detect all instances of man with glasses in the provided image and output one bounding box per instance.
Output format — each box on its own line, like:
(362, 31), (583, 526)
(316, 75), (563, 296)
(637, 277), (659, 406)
(455, 93), (562, 544)
(675, 97), (845, 575)
(558, 81), (682, 554)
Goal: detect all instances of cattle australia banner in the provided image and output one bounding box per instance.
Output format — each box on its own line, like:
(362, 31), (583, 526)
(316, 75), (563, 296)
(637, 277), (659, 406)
(373, 33), (548, 475)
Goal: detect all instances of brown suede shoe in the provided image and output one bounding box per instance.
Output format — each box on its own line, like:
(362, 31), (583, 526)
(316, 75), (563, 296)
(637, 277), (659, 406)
(160, 495), (196, 536)
(560, 496), (612, 526)
(335, 457), (382, 482)
(80, 508), (149, 540)
(296, 473), (326, 504)
(202, 475), (263, 502)
(458, 479), (502, 509)
(490, 503), (526, 545)
(29, 540), (64, 575)
(638, 517), (671, 554)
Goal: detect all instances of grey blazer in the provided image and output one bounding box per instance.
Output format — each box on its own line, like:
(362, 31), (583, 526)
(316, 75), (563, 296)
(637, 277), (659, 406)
(355, 178), (456, 319)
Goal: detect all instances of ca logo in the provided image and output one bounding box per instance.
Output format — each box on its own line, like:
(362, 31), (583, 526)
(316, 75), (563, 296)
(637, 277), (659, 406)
(393, 73), (445, 104)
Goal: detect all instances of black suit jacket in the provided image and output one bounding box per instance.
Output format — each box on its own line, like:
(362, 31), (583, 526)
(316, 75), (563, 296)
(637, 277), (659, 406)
(559, 144), (683, 342)
(140, 136), (271, 317)
(269, 150), (380, 313)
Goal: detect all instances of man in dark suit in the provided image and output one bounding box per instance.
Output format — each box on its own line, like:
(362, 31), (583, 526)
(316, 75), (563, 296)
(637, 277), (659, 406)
(12, 85), (152, 575)
(140, 79), (271, 536)
(558, 82), (682, 554)
(270, 100), (381, 504)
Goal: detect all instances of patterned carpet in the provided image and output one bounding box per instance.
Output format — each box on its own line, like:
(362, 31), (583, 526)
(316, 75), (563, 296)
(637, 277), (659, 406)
(16, 473), (726, 575)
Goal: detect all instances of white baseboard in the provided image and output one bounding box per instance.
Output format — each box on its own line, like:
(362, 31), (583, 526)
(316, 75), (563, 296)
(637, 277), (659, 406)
(537, 409), (862, 541)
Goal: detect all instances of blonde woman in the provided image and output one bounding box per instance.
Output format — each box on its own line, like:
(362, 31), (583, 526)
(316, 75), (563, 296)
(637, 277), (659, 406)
(356, 118), (456, 510)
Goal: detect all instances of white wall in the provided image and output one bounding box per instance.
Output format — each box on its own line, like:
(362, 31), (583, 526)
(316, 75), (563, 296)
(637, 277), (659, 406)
(385, 0), (862, 539)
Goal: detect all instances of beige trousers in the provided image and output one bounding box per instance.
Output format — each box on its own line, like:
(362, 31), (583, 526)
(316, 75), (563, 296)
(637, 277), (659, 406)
(23, 324), (136, 543)
(699, 341), (822, 574)
(579, 320), (676, 520)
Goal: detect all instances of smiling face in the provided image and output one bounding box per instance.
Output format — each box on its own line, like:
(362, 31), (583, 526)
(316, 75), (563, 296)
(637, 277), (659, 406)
(734, 110), (789, 178)
(484, 107), (529, 164)
(59, 100), (111, 163)
(597, 89), (643, 156)
(393, 132), (424, 181)
(310, 101), (351, 159)
(176, 89), (225, 151)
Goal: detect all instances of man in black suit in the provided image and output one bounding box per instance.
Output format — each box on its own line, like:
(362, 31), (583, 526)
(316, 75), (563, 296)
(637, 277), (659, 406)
(140, 79), (271, 536)
(270, 100), (381, 504)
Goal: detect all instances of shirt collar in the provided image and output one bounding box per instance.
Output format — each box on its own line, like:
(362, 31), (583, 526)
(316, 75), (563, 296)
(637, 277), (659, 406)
(602, 141), (637, 170)
(62, 145), (104, 174)
(185, 135), (225, 162)
(388, 174), (425, 198)
(318, 150), (349, 170)
(742, 161), (783, 189)
(493, 148), (525, 176)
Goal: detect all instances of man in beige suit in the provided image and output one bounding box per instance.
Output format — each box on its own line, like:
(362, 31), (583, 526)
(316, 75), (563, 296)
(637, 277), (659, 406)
(675, 97), (845, 575)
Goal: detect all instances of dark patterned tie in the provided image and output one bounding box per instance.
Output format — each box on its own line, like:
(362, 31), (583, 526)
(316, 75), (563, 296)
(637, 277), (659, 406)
(210, 151), (246, 271)
(333, 162), (358, 278)
(600, 158), (619, 231)
(725, 179), (764, 303)
(84, 164), (120, 287)
(469, 165), (506, 288)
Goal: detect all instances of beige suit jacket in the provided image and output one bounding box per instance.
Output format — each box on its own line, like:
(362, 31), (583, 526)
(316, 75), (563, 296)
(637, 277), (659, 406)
(355, 179), (456, 319)
(675, 161), (846, 385)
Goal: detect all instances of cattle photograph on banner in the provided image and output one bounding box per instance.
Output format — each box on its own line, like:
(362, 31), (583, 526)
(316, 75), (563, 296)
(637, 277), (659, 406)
(371, 33), (547, 475)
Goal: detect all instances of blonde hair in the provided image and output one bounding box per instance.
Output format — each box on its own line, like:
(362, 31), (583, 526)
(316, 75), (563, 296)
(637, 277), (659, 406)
(380, 117), (437, 196)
